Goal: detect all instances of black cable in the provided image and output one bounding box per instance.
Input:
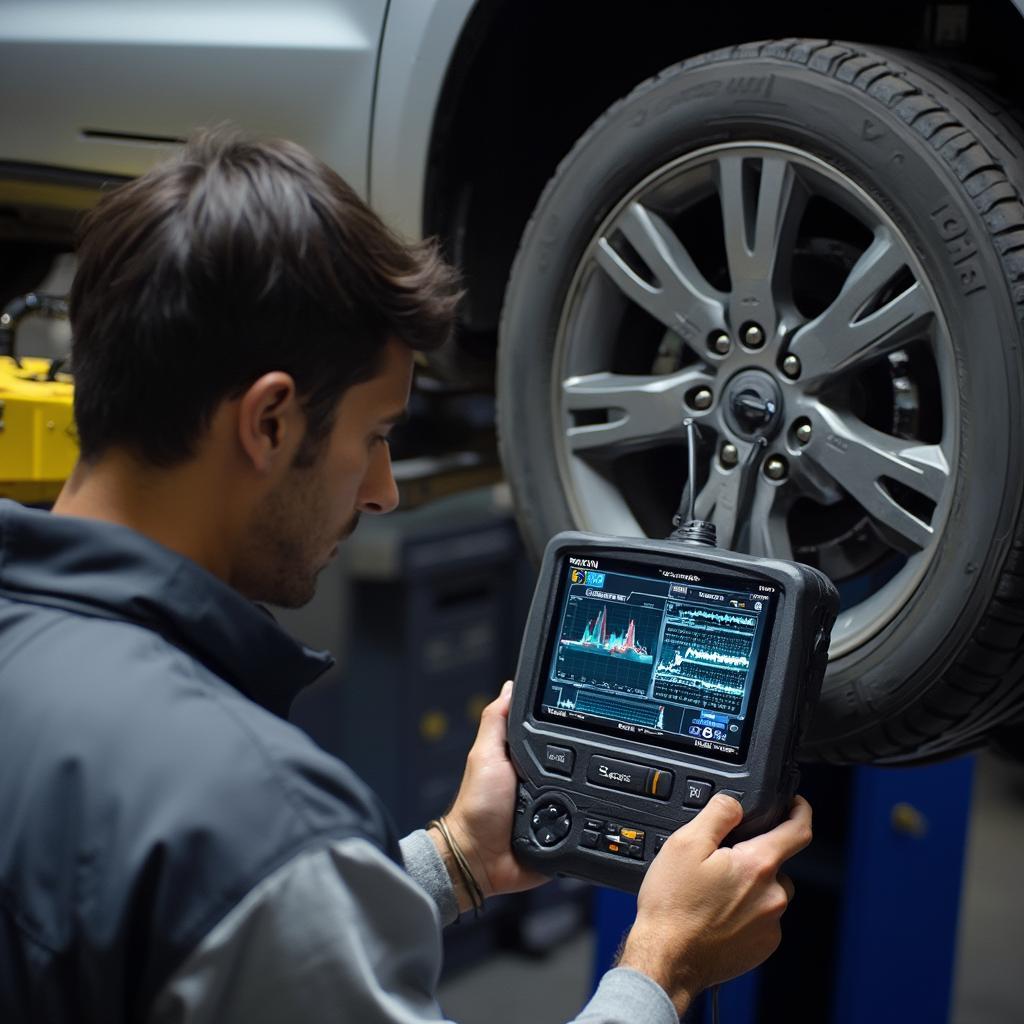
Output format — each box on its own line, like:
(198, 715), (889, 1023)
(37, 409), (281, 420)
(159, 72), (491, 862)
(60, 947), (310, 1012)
(711, 983), (720, 1024)
(1, 292), (69, 368)
(671, 419), (701, 529)
(744, 434), (768, 469)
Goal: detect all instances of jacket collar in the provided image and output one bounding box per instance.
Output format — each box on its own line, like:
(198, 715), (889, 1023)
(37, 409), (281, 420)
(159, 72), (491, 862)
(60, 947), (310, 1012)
(0, 500), (333, 717)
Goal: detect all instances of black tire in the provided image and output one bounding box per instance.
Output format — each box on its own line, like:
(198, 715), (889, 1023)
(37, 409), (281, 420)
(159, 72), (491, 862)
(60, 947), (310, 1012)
(497, 39), (1024, 764)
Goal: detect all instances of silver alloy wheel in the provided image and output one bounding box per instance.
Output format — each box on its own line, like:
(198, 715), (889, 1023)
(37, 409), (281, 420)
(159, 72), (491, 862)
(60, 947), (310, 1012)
(552, 143), (958, 659)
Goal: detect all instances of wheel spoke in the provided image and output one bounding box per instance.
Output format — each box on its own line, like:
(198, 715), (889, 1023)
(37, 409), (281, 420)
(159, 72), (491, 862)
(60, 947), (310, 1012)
(743, 484), (796, 562)
(595, 202), (726, 351)
(803, 405), (950, 552)
(562, 368), (713, 455)
(788, 230), (934, 384)
(718, 154), (807, 328)
(568, 460), (646, 537)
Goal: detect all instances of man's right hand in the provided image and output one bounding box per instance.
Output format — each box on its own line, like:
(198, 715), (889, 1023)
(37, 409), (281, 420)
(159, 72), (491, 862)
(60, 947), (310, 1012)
(618, 793), (812, 1016)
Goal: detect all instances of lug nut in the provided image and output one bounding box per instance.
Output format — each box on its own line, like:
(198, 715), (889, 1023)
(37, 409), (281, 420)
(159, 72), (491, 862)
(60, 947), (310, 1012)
(795, 421), (812, 445)
(720, 443), (739, 467)
(710, 332), (731, 355)
(764, 456), (788, 481)
(782, 354), (802, 379)
(691, 388), (713, 411)
(743, 323), (765, 348)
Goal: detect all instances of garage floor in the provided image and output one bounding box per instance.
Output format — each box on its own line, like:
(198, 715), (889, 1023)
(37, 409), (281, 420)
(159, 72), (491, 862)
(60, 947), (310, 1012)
(438, 751), (1024, 1024)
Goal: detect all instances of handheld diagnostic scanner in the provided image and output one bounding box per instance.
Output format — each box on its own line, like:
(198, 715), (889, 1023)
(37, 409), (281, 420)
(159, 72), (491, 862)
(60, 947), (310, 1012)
(507, 528), (838, 893)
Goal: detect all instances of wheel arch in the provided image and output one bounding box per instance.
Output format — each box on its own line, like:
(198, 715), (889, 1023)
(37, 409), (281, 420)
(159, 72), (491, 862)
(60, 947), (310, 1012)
(419, 0), (1024, 382)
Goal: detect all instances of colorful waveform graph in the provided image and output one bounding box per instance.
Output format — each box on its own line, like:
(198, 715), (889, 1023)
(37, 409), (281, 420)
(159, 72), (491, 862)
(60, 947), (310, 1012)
(657, 646), (750, 673)
(559, 604), (654, 664)
(680, 608), (756, 631)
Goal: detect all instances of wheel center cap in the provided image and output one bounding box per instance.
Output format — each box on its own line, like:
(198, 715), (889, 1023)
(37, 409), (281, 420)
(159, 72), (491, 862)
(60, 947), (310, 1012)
(724, 370), (784, 440)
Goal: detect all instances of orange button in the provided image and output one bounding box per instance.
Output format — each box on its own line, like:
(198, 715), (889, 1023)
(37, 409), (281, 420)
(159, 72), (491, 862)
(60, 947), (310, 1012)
(646, 768), (674, 799)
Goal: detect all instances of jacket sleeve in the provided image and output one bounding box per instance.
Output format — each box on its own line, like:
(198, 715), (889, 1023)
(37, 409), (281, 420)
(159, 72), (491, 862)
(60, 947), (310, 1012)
(398, 829), (677, 1022)
(147, 836), (677, 1024)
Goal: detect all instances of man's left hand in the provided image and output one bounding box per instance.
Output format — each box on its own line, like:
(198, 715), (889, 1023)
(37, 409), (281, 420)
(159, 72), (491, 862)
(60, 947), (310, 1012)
(438, 680), (548, 902)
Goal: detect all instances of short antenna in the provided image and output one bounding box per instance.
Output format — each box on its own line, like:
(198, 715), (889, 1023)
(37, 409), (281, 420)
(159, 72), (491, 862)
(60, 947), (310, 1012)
(685, 418), (698, 523)
(670, 417), (717, 547)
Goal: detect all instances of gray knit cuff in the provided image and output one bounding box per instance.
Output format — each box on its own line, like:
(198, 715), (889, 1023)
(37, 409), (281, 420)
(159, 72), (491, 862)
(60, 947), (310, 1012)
(399, 828), (460, 927)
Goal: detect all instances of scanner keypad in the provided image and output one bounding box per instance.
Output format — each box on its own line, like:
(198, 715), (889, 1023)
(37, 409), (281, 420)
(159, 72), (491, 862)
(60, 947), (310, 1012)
(579, 817), (646, 859)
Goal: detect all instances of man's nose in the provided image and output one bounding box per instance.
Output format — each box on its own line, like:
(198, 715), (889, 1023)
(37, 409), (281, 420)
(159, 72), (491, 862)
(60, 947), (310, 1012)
(358, 444), (400, 515)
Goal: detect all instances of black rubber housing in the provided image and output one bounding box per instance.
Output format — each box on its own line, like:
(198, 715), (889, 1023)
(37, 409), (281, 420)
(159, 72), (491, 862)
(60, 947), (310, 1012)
(507, 530), (838, 892)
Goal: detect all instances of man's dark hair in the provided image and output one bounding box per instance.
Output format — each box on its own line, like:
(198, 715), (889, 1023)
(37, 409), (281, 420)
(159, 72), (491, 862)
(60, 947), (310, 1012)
(69, 129), (461, 466)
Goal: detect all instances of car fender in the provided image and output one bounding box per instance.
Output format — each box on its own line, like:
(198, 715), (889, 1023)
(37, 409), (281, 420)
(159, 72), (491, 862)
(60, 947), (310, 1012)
(0, 0), (389, 193)
(370, 0), (477, 238)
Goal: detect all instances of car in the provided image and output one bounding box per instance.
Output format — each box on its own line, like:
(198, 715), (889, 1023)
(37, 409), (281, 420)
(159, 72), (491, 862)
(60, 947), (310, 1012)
(3, 0), (1024, 764)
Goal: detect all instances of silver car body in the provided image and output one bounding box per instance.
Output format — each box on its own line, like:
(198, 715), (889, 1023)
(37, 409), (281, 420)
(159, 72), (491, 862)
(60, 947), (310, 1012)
(0, 0), (476, 238)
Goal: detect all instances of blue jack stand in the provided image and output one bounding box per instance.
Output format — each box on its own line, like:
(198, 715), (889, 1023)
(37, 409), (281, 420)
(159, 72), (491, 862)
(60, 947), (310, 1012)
(594, 757), (975, 1022)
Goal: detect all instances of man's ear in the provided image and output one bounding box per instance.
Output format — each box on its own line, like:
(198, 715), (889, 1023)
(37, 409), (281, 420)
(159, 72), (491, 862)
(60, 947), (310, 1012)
(236, 372), (302, 474)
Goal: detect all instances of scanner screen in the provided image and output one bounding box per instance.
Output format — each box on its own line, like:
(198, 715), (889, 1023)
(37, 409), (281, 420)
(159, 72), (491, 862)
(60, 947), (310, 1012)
(535, 554), (779, 763)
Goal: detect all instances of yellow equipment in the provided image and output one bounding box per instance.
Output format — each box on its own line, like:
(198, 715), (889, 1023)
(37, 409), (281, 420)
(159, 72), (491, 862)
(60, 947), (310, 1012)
(0, 294), (77, 504)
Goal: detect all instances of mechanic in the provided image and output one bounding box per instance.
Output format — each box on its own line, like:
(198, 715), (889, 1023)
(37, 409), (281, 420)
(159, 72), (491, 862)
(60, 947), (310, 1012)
(0, 130), (811, 1024)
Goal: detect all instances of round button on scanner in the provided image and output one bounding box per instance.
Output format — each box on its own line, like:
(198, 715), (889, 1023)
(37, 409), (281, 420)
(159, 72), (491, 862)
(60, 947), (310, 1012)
(530, 801), (572, 848)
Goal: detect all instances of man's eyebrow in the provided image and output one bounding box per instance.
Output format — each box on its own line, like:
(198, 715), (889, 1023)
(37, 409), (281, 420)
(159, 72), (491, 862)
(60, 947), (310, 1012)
(379, 410), (410, 427)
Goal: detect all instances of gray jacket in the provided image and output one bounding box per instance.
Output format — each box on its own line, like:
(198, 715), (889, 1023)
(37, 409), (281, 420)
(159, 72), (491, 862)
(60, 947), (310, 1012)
(0, 501), (675, 1023)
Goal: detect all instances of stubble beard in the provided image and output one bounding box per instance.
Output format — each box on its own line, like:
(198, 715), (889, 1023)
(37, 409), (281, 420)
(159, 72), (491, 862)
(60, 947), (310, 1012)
(237, 471), (332, 608)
